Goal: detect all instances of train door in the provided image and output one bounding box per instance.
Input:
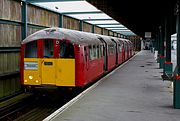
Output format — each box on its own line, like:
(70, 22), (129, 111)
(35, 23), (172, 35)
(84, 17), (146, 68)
(98, 37), (108, 71)
(121, 43), (124, 61)
(84, 46), (89, 71)
(111, 39), (118, 64)
(41, 39), (56, 85)
(56, 40), (75, 86)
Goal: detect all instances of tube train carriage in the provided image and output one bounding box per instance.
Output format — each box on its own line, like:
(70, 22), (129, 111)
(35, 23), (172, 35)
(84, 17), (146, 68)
(21, 28), (134, 91)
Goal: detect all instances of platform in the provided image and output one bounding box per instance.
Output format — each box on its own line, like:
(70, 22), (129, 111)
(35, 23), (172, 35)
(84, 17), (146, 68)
(45, 50), (180, 121)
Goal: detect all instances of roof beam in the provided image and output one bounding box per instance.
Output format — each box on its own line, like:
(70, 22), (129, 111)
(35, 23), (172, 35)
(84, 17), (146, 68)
(95, 23), (120, 25)
(110, 29), (128, 30)
(83, 18), (113, 21)
(26, 0), (84, 3)
(61, 11), (103, 15)
(114, 30), (131, 32)
(105, 27), (125, 28)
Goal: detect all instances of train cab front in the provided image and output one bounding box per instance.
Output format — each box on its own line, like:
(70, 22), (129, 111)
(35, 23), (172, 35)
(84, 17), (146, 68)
(21, 39), (76, 91)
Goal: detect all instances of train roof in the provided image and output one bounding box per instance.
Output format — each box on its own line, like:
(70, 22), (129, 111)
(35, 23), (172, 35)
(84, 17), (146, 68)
(22, 28), (102, 45)
(110, 36), (124, 44)
(22, 27), (131, 46)
(96, 34), (116, 45)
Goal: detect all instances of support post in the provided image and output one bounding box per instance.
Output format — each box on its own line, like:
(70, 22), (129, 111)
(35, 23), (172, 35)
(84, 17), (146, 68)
(59, 14), (63, 28)
(79, 20), (83, 31)
(21, 1), (27, 40)
(159, 26), (165, 68)
(154, 35), (159, 61)
(174, 0), (180, 109)
(163, 15), (173, 78)
(156, 33), (160, 62)
(92, 25), (95, 33)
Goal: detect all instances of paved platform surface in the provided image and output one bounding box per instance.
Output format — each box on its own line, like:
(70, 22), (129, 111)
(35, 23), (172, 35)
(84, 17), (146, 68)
(50, 50), (180, 121)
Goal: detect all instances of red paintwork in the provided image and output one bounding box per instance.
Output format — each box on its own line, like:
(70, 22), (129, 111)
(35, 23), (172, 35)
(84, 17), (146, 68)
(108, 54), (116, 71)
(75, 44), (104, 87)
(54, 39), (60, 58)
(165, 61), (172, 64)
(85, 58), (104, 84)
(159, 55), (165, 58)
(175, 75), (180, 80)
(20, 44), (25, 84)
(74, 44), (84, 86)
(37, 40), (43, 58)
(118, 52), (123, 64)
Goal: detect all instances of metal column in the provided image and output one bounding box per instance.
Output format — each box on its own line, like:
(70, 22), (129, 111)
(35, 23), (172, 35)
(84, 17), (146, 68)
(59, 14), (63, 28)
(79, 20), (83, 31)
(21, 1), (27, 40)
(163, 15), (173, 78)
(159, 26), (165, 68)
(92, 25), (95, 33)
(156, 32), (160, 63)
(174, 0), (180, 109)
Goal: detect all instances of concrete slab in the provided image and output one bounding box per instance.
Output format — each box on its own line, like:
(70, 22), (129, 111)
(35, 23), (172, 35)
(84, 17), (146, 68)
(49, 50), (180, 121)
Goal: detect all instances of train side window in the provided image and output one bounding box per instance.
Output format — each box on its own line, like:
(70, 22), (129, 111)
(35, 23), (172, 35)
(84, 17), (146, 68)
(25, 41), (37, 58)
(60, 41), (74, 58)
(93, 45), (96, 59)
(89, 45), (97, 60)
(97, 45), (100, 58)
(108, 44), (115, 55)
(88, 45), (92, 60)
(44, 40), (54, 58)
(119, 44), (122, 53)
(60, 41), (66, 58)
(65, 44), (74, 58)
(101, 45), (104, 56)
(124, 43), (127, 51)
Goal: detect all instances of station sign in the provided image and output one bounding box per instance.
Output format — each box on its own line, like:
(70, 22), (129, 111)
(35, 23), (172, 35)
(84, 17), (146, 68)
(145, 32), (151, 38)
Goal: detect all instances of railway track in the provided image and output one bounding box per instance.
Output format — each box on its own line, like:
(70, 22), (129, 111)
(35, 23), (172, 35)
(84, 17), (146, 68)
(0, 90), (79, 121)
(0, 94), (35, 120)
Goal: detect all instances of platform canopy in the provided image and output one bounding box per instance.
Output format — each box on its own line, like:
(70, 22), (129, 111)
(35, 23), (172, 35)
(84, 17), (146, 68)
(26, 0), (136, 36)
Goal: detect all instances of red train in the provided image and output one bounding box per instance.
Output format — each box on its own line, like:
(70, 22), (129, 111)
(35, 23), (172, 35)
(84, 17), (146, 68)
(21, 28), (134, 91)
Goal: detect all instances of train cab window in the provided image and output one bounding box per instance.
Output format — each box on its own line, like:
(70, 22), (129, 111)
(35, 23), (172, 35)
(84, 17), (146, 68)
(25, 41), (37, 58)
(60, 41), (74, 58)
(44, 40), (54, 58)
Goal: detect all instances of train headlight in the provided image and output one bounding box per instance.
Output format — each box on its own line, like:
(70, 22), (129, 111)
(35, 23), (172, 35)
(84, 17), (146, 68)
(29, 76), (33, 80)
(35, 80), (39, 83)
(24, 80), (27, 83)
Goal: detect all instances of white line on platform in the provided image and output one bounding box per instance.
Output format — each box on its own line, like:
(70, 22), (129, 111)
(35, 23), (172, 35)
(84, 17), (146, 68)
(43, 52), (139, 121)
